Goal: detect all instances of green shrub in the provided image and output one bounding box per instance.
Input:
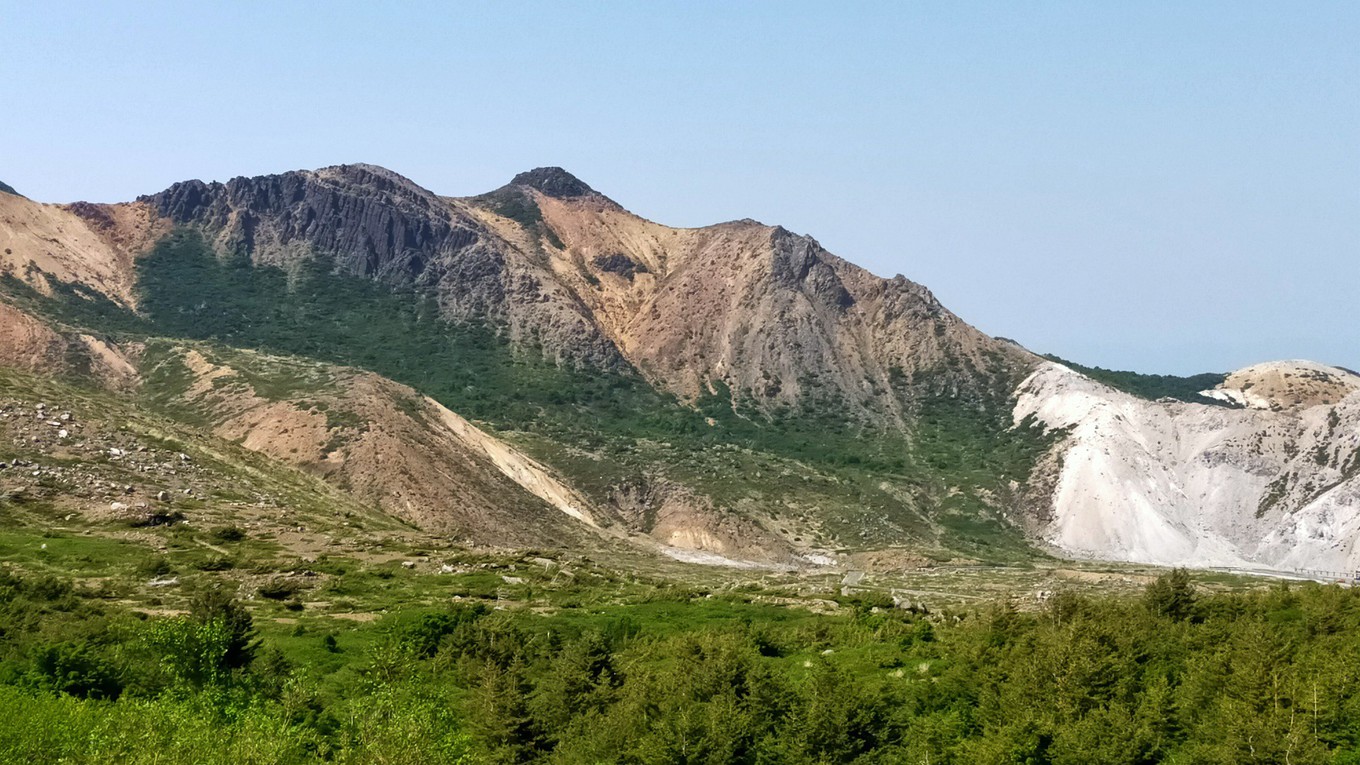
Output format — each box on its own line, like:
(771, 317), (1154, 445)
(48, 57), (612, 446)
(137, 556), (173, 578)
(258, 580), (301, 601)
(30, 641), (123, 699)
(211, 526), (248, 543)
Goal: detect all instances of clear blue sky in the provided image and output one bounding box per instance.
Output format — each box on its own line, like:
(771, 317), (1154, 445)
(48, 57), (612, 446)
(3, 1), (1356, 374)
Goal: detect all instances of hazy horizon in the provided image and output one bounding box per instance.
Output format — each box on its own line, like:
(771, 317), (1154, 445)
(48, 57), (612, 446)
(3, 1), (1356, 375)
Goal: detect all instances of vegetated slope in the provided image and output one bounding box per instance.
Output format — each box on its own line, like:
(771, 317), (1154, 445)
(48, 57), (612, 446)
(1016, 360), (1360, 571)
(130, 167), (1055, 559)
(125, 227), (1050, 560)
(0, 290), (600, 549)
(0, 191), (607, 550)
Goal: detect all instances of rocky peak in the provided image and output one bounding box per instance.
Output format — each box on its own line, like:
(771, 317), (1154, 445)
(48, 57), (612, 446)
(0, 180), (20, 197)
(310, 164), (439, 201)
(768, 227), (855, 311)
(143, 166), (469, 285)
(136, 164), (631, 372)
(509, 167), (596, 199)
(145, 164), (441, 222)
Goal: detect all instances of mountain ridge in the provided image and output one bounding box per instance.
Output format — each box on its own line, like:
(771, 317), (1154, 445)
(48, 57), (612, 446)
(117, 163), (1036, 421)
(1, 162), (1355, 573)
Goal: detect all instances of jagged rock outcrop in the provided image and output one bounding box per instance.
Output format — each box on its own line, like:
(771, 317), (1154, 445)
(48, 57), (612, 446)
(150, 165), (459, 279)
(145, 164), (629, 370)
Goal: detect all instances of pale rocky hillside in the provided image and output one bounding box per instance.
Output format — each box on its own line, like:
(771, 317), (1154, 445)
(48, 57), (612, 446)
(1015, 361), (1360, 572)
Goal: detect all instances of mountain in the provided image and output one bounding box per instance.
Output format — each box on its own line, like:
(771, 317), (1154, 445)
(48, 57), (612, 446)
(141, 163), (1030, 419)
(1, 164), (1355, 573)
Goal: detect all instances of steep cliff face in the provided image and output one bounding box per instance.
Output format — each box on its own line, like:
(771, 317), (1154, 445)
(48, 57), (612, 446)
(146, 164), (629, 371)
(1015, 361), (1360, 571)
(150, 164), (465, 282)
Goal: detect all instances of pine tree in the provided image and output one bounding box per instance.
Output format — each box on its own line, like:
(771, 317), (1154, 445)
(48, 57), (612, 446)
(1144, 568), (1196, 621)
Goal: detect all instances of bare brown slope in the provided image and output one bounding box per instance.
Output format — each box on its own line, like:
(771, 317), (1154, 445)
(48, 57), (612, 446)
(140, 343), (597, 546)
(0, 298), (597, 546)
(0, 299), (139, 389)
(0, 192), (165, 306)
(523, 185), (1036, 420)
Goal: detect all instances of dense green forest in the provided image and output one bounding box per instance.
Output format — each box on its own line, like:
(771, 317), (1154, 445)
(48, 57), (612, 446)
(6, 566), (1360, 764)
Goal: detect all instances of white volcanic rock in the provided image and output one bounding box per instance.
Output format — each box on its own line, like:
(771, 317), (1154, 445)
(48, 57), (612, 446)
(1015, 361), (1360, 572)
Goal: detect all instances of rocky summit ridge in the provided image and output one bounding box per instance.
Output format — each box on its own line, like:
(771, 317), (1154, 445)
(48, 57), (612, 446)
(508, 166), (598, 198)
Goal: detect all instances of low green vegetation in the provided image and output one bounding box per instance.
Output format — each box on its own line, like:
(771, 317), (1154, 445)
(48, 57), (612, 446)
(0, 360), (1336, 762)
(0, 269), (149, 339)
(5, 562), (1360, 764)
